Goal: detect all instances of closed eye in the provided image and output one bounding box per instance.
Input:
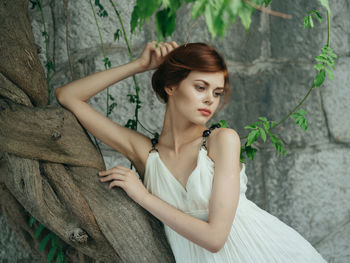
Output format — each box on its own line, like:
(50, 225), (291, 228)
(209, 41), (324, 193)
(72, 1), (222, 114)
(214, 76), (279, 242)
(196, 86), (224, 97)
(196, 86), (205, 90)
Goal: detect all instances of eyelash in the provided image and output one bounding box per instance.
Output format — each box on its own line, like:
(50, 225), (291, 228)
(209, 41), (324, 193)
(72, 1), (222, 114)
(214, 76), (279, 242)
(196, 86), (224, 97)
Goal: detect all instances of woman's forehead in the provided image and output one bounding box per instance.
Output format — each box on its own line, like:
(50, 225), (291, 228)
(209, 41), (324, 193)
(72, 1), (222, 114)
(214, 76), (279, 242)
(186, 71), (225, 85)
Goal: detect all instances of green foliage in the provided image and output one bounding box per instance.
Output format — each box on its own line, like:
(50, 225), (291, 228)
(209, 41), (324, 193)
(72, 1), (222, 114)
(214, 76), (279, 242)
(24, 211), (66, 263)
(103, 57), (112, 69)
(313, 45), (337, 87)
(155, 8), (177, 41)
(290, 109), (308, 131)
(131, 0), (272, 40)
(317, 0), (330, 13)
(114, 29), (122, 41)
(95, 0), (108, 17)
(125, 119), (137, 129)
(303, 10), (322, 29)
(131, 0), (162, 34)
(243, 117), (286, 158)
(107, 102), (118, 116)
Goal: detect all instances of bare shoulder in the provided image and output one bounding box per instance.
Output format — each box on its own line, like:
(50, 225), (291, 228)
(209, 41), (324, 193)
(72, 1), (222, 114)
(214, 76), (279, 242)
(207, 127), (242, 170)
(208, 127), (241, 146)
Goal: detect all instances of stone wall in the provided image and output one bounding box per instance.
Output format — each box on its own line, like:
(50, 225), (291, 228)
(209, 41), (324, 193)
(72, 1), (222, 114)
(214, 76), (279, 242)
(1, 0), (349, 262)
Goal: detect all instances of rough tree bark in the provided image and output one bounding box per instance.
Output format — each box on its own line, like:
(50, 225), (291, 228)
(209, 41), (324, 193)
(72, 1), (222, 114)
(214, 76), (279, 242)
(0, 1), (175, 262)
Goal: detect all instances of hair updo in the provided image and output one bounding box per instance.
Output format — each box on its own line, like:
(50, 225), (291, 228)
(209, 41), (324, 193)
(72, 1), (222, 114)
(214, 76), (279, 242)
(151, 42), (231, 113)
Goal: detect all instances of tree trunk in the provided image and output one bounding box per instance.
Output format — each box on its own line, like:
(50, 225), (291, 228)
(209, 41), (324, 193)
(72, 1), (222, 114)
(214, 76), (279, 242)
(0, 1), (175, 262)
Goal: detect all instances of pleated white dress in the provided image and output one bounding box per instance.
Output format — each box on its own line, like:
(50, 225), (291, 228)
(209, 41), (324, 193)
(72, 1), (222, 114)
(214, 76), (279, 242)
(143, 127), (327, 263)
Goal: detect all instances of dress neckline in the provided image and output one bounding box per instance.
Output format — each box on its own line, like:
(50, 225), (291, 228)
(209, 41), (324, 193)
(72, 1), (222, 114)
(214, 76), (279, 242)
(147, 125), (220, 193)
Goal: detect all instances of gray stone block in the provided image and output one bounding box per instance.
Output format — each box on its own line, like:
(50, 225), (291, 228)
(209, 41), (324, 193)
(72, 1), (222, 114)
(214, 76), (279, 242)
(321, 57), (350, 143)
(264, 144), (350, 249)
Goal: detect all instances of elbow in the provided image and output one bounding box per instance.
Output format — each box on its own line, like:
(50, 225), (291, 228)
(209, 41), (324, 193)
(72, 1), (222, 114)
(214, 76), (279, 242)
(55, 87), (63, 102)
(55, 87), (69, 106)
(208, 238), (226, 253)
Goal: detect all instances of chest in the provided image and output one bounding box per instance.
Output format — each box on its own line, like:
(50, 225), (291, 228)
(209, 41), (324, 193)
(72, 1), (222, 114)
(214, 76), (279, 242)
(158, 151), (199, 188)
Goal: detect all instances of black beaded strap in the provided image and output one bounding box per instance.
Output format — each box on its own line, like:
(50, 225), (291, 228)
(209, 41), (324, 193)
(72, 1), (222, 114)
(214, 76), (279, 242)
(201, 124), (221, 150)
(149, 123), (220, 153)
(149, 137), (159, 153)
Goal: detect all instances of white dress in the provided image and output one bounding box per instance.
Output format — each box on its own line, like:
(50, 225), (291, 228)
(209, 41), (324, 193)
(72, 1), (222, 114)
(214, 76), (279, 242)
(143, 127), (328, 263)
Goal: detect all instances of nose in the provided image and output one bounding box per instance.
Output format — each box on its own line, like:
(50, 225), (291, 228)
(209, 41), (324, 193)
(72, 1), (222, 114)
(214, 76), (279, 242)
(204, 91), (214, 105)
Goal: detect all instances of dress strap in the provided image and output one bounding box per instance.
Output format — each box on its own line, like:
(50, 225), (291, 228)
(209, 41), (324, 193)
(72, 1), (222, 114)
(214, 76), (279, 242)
(149, 137), (159, 153)
(149, 124), (221, 153)
(201, 124), (221, 150)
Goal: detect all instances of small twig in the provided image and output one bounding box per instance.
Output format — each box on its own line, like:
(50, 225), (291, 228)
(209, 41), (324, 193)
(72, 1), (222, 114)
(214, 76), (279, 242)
(244, 0), (292, 19)
(185, 16), (201, 45)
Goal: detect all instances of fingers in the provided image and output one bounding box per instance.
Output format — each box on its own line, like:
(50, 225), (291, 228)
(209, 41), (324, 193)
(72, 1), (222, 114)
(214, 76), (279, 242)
(148, 40), (178, 58)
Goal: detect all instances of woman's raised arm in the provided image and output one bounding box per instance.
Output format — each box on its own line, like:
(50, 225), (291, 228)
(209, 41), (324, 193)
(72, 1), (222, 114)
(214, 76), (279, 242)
(54, 41), (178, 177)
(55, 59), (144, 104)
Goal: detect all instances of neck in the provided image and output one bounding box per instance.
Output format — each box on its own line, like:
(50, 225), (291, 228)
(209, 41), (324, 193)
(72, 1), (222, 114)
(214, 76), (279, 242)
(159, 105), (207, 155)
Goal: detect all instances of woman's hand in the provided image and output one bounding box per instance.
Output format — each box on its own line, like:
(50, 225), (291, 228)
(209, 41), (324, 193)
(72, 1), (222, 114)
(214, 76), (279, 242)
(98, 165), (149, 205)
(136, 40), (179, 72)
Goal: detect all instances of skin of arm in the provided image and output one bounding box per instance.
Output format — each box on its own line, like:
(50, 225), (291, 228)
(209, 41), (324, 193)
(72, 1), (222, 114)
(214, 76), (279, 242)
(139, 128), (241, 253)
(55, 59), (144, 104)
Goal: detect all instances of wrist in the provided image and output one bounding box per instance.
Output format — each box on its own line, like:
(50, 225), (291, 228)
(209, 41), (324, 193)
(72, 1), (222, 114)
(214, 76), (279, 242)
(132, 58), (147, 73)
(138, 191), (152, 208)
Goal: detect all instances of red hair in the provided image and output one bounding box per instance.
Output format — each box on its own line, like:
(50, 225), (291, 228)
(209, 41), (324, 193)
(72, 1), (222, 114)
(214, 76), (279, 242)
(151, 42), (231, 113)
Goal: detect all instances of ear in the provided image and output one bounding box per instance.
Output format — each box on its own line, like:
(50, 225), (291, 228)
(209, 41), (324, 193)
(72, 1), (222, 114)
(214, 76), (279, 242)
(164, 85), (176, 96)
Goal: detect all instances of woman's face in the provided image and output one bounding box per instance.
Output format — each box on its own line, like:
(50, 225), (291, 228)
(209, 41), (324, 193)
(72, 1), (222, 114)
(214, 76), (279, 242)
(166, 70), (225, 125)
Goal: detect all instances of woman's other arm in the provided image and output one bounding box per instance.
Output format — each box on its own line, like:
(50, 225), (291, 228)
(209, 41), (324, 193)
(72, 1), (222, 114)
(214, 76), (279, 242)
(138, 128), (241, 253)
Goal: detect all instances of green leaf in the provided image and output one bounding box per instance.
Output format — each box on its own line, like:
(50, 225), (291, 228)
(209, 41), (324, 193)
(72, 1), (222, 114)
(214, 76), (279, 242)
(107, 102), (117, 115)
(252, 121), (263, 126)
(300, 118), (308, 131)
(308, 15), (314, 28)
(303, 16), (309, 29)
(155, 8), (176, 40)
(244, 124), (257, 129)
(314, 10), (323, 21)
(238, 3), (252, 31)
(191, 0), (207, 19)
(317, 0), (330, 13)
(108, 94), (115, 101)
(48, 246), (57, 263)
(296, 109), (306, 116)
(40, 233), (54, 251)
(114, 29), (122, 41)
(258, 127), (266, 142)
(324, 66), (334, 80)
(130, 0), (162, 34)
(314, 63), (325, 70)
(34, 223), (45, 238)
(56, 249), (64, 263)
(263, 122), (270, 131)
(204, 2), (217, 39)
(258, 117), (267, 122)
(313, 70), (326, 87)
(245, 145), (258, 160)
(247, 129), (260, 146)
(263, 0), (272, 7)
(218, 119), (229, 128)
(29, 216), (36, 227)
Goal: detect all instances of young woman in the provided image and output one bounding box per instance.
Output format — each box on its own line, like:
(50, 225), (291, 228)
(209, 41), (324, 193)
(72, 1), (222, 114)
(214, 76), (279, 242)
(55, 41), (327, 262)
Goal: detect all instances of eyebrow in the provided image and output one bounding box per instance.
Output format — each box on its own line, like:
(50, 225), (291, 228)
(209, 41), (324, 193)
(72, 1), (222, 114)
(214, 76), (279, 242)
(195, 79), (224, 90)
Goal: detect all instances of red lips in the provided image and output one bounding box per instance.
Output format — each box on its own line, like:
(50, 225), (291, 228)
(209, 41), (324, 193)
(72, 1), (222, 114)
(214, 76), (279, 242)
(198, 108), (211, 114)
